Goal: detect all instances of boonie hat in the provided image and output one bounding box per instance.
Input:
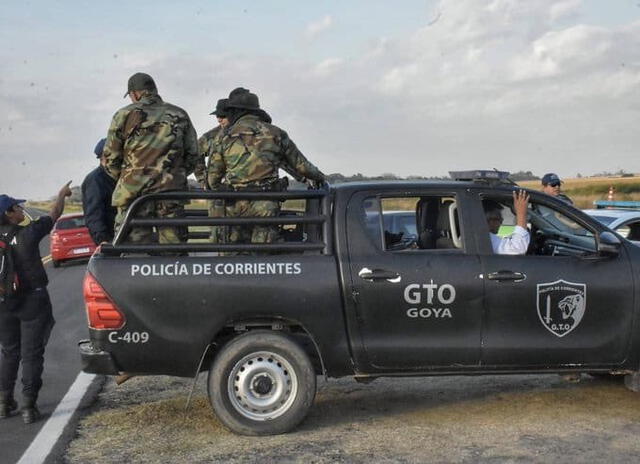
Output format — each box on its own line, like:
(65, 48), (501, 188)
(541, 173), (562, 186)
(210, 98), (229, 117)
(0, 195), (26, 217)
(124, 72), (157, 98)
(226, 87), (261, 110)
(94, 138), (106, 158)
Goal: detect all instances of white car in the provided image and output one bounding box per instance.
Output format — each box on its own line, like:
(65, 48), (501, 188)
(583, 202), (640, 242)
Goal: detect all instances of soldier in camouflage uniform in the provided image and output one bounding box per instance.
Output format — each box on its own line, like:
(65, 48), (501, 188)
(103, 73), (199, 244)
(195, 98), (230, 243)
(209, 88), (325, 244)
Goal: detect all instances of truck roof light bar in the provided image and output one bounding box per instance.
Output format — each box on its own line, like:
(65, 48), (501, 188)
(449, 170), (514, 185)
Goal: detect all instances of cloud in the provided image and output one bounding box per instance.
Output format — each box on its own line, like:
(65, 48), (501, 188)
(2, 0), (640, 199)
(304, 15), (333, 40)
(313, 58), (344, 77)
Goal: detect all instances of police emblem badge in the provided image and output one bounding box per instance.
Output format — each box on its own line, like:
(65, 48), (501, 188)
(536, 280), (586, 337)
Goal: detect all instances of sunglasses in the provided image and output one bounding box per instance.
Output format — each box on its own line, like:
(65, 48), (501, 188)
(548, 182), (561, 187)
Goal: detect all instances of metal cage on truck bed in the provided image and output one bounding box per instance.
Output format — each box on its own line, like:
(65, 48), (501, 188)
(99, 189), (332, 255)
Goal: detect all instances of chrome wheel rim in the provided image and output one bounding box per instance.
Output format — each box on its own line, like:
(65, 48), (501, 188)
(228, 351), (298, 421)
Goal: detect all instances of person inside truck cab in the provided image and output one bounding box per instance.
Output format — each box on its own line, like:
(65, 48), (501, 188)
(483, 190), (530, 255)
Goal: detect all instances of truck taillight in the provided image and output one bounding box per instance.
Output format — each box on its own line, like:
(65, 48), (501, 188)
(83, 273), (125, 330)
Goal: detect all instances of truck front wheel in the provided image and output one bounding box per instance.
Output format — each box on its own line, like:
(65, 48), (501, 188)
(207, 330), (316, 435)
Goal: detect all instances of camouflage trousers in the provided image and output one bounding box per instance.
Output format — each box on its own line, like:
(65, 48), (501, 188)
(225, 200), (280, 244)
(115, 200), (186, 244)
(208, 199), (227, 244)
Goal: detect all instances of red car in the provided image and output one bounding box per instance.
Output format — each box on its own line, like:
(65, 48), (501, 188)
(50, 214), (97, 267)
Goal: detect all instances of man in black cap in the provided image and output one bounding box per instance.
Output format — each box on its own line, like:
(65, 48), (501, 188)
(103, 72), (199, 243)
(208, 87), (325, 244)
(81, 138), (117, 244)
(0, 182), (72, 423)
(541, 173), (573, 205)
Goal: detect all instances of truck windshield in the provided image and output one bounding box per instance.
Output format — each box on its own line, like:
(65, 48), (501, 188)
(530, 204), (592, 237)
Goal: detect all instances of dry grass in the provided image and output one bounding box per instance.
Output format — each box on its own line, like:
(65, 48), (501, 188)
(518, 176), (640, 208)
(66, 374), (640, 463)
(26, 200), (83, 213)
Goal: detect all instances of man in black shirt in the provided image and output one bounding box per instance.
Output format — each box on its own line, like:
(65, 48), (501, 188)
(0, 182), (72, 423)
(81, 138), (116, 244)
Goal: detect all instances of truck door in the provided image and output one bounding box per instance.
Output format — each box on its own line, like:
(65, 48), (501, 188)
(345, 190), (484, 371)
(477, 193), (635, 367)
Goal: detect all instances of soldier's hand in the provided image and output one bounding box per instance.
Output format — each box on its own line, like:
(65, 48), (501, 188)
(59, 181), (73, 198)
(307, 179), (327, 190)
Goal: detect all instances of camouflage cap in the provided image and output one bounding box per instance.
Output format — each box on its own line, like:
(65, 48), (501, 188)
(123, 72), (157, 98)
(226, 88), (260, 110)
(210, 98), (229, 116)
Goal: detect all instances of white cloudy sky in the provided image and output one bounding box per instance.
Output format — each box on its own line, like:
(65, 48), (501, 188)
(1, 0), (639, 199)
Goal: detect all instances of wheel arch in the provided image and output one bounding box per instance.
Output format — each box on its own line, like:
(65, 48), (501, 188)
(204, 317), (327, 378)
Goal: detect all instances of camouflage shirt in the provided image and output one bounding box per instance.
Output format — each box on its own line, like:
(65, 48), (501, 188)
(209, 114), (324, 189)
(195, 125), (224, 189)
(103, 93), (199, 207)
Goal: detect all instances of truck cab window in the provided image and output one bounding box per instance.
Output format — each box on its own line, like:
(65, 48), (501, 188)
(483, 196), (597, 257)
(363, 196), (462, 251)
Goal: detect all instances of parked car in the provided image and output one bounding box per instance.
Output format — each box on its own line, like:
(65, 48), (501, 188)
(583, 201), (640, 243)
(50, 214), (97, 267)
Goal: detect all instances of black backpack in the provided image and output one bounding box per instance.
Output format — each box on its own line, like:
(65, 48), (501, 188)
(0, 227), (19, 302)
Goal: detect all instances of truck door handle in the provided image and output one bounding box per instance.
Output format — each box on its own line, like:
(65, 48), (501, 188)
(486, 270), (526, 282)
(358, 267), (401, 283)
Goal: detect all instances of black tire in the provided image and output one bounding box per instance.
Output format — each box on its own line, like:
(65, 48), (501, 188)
(208, 330), (316, 436)
(52, 260), (60, 268)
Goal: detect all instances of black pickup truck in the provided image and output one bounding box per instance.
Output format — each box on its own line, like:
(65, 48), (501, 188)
(79, 171), (640, 435)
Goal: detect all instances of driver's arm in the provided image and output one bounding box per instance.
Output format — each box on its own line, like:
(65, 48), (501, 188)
(495, 191), (530, 255)
(514, 190), (529, 229)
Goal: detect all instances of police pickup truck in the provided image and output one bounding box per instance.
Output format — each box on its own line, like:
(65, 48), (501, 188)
(79, 171), (640, 436)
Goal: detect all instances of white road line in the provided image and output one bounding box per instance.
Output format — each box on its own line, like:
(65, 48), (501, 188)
(41, 255), (52, 264)
(17, 372), (96, 464)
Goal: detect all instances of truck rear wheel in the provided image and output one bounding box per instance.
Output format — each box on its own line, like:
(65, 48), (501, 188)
(208, 330), (316, 436)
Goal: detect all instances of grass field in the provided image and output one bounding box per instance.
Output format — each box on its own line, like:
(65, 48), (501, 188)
(518, 176), (640, 209)
(25, 176), (640, 215)
(25, 200), (83, 213)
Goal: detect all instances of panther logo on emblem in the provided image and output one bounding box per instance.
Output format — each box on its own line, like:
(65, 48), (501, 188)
(536, 280), (586, 337)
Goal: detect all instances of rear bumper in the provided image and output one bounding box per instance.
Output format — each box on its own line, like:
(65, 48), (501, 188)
(51, 245), (96, 261)
(78, 339), (120, 375)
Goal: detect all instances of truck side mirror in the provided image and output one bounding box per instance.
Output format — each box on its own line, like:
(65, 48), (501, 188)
(598, 231), (621, 256)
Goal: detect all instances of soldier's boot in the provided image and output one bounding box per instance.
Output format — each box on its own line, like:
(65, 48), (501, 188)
(21, 397), (41, 424)
(0, 392), (18, 419)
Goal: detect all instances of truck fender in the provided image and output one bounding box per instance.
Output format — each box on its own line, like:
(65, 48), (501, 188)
(210, 318), (327, 381)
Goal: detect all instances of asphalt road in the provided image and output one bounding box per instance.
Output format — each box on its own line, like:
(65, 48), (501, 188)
(0, 211), (94, 464)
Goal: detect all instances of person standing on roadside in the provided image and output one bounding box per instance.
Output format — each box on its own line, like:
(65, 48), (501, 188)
(541, 173), (573, 205)
(103, 72), (200, 244)
(81, 138), (116, 244)
(0, 182), (72, 423)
